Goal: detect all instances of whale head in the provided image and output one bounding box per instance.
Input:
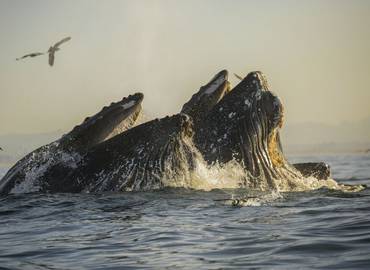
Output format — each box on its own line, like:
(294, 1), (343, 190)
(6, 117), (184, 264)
(195, 71), (298, 189)
(61, 92), (144, 151)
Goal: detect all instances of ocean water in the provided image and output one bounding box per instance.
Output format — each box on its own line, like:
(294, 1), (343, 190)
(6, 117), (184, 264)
(0, 153), (369, 269)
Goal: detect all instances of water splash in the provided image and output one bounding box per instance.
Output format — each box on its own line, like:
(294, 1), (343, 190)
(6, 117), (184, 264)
(221, 191), (283, 207)
(8, 142), (82, 194)
(157, 140), (365, 206)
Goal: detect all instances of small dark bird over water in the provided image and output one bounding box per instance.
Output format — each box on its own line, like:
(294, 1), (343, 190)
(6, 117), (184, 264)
(0, 147), (3, 151)
(16, 37), (71, 67)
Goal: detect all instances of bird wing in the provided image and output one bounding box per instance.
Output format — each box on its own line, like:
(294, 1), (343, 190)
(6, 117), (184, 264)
(0, 147), (3, 151)
(16, 52), (44, 61)
(234, 73), (243, 81)
(16, 54), (28, 60)
(53, 36), (71, 48)
(48, 51), (55, 66)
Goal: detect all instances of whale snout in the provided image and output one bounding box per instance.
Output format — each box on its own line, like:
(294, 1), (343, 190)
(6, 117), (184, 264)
(127, 92), (144, 103)
(210, 69), (228, 82)
(239, 71), (283, 130)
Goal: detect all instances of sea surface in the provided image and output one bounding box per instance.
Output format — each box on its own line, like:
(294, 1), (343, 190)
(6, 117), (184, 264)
(0, 153), (369, 269)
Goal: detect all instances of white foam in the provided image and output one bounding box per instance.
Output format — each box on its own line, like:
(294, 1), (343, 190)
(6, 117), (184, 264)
(158, 137), (365, 202)
(187, 159), (247, 191)
(222, 191), (283, 207)
(9, 143), (82, 194)
(275, 175), (365, 193)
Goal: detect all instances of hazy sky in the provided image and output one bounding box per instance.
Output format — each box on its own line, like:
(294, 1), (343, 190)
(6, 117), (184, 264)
(0, 0), (369, 135)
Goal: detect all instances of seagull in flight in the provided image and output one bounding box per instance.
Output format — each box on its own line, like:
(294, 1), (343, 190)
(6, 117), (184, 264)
(16, 52), (44, 61)
(47, 36), (71, 66)
(16, 37), (71, 67)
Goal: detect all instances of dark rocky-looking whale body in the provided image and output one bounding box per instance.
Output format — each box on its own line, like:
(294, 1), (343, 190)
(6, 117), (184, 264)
(192, 71), (334, 191)
(0, 93), (143, 194)
(193, 71), (303, 190)
(50, 71), (233, 193)
(0, 70), (337, 194)
(0, 71), (233, 194)
(48, 114), (199, 193)
(65, 70), (233, 193)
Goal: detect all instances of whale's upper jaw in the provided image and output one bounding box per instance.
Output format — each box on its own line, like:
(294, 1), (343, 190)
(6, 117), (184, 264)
(181, 70), (230, 124)
(62, 92), (144, 151)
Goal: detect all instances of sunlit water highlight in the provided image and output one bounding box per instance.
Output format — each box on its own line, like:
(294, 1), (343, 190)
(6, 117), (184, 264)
(0, 153), (369, 269)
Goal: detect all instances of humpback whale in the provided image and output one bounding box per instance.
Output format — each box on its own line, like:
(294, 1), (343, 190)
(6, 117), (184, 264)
(0, 70), (234, 194)
(231, 72), (331, 181)
(48, 71), (234, 193)
(44, 114), (199, 193)
(0, 93), (143, 194)
(64, 71), (322, 193)
(0, 70), (338, 194)
(193, 71), (304, 190)
(56, 71), (235, 193)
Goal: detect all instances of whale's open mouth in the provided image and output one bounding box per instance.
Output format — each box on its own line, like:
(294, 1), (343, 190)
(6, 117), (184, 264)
(61, 92), (144, 151)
